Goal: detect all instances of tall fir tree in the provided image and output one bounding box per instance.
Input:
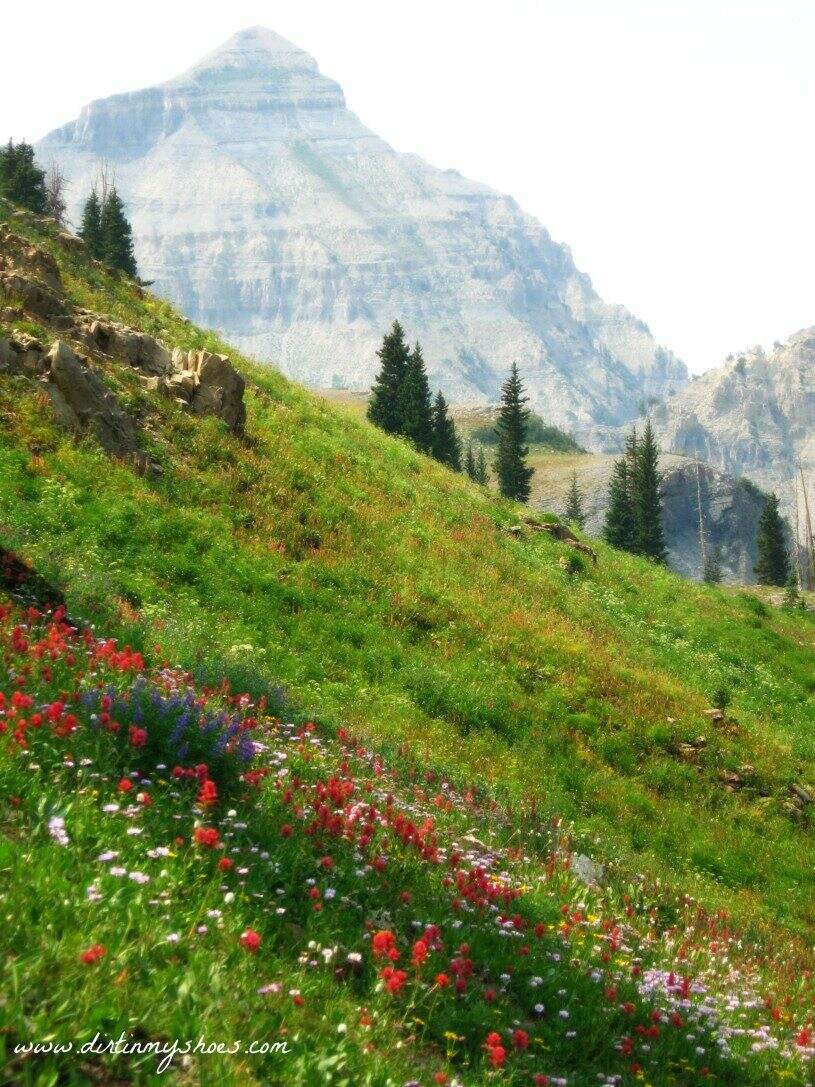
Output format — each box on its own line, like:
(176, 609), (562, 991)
(564, 470), (586, 528)
(368, 321), (410, 436)
(603, 457), (637, 551)
(464, 442), (477, 481)
(430, 391), (461, 470)
(400, 343), (434, 453)
(79, 189), (103, 259)
(0, 140), (47, 213)
(100, 187), (137, 277)
(632, 420), (667, 563)
(754, 493), (790, 586)
(493, 364), (534, 502)
(475, 445), (489, 485)
(703, 544), (723, 584)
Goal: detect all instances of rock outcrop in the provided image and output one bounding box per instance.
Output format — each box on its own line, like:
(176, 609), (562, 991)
(45, 340), (138, 455)
(37, 26), (686, 430)
(0, 223), (247, 439)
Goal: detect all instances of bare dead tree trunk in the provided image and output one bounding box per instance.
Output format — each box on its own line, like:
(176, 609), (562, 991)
(696, 461), (707, 574)
(799, 463), (815, 590)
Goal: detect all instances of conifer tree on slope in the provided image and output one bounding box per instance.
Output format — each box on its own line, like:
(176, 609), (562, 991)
(79, 189), (103, 259)
(430, 391), (461, 470)
(100, 187), (138, 277)
(368, 321), (410, 435)
(475, 445), (489, 485)
(633, 420), (667, 563)
(603, 456), (637, 551)
(464, 442), (477, 481)
(564, 470), (586, 529)
(400, 343), (434, 453)
(754, 493), (790, 586)
(0, 140), (47, 214)
(494, 364), (534, 502)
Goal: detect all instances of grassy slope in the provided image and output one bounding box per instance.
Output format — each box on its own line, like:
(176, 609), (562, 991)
(1, 210), (814, 961)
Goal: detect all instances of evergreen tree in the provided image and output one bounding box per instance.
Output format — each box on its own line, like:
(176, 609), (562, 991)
(603, 457), (637, 551)
(0, 140), (47, 213)
(493, 364), (534, 502)
(100, 187), (137, 277)
(400, 343), (434, 453)
(632, 420), (667, 563)
(783, 570), (803, 609)
(368, 321), (410, 436)
(703, 543), (723, 584)
(564, 470), (586, 528)
(430, 391), (461, 470)
(475, 445), (489, 485)
(464, 442), (477, 481)
(754, 493), (790, 586)
(80, 189), (103, 259)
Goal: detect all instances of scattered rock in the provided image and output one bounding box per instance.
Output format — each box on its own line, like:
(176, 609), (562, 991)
(790, 783), (813, 806)
(703, 708), (724, 723)
(572, 853), (605, 885)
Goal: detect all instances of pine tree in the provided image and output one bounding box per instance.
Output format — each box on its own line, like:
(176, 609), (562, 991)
(703, 544), (723, 584)
(493, 364), (534, 502)
(430, 391), (461, 470)
(80, 190), (103, 259)
(475, 445), (488, 485)
(464, 442), (477, 481)
(400, 343), (434, 453)
(0, 140), (47, 213)
(564, 470), (586, 528)
(603, 457), (637, 551)
(754, 493), (790, 586)
(632, 420), (667, 563)
(100, 187), (137, 277)
(368, 321), (410, 436)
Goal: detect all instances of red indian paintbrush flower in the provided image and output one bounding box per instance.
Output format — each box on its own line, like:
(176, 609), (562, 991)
(194, 826), (220, 848)
(80, 944), (106, 964)
(239, 929), (261, 953)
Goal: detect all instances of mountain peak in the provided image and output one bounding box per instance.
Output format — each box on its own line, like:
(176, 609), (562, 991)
(183, 26), (320, 80)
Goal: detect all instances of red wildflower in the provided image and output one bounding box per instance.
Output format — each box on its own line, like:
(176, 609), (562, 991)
(239, 929), (261, 953)
(80, 944), (106, 964)
(372, 929), (398, 960)
(488, 1045), (506, 1068)
(218, 857), (234, 872)
(197, 779), (218, 807)
(512, 1029), (529, 1050)
(435, 972), (450, 988)
(128, 725), (147, 748)
(194, 826), (220, 849)
(411, 939), (429, 967)
(381, 966), (408, 994)
(280, 823), (293, 838)
(118, 778), (133, 793)
(486, 1032), (502, 1047)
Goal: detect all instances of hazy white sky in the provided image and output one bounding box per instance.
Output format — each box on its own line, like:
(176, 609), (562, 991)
(2, 0), (813, 374)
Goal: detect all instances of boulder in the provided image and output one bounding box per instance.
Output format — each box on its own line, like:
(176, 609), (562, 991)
(0, 334), (15, 370)
(45, 340), (137, 455)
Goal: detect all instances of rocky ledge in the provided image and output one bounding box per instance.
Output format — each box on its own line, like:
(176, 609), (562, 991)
(0, 223), (247, 455)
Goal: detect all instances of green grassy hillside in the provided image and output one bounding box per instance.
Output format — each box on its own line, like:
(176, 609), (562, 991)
(1, 202), (814, 1085)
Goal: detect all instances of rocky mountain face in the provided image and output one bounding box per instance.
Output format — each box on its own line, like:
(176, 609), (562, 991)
(647, 328), (815, 525)
(532, 453), (769, 582)
(37, 27), (686, 432)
